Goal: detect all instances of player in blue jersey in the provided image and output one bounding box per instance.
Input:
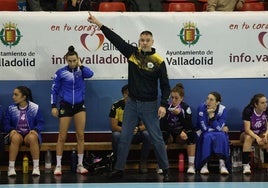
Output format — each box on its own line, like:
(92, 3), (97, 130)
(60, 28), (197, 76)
(4, 86), (44, 176)
(195, 91), (230, 175)
(51, 45), (94, 175)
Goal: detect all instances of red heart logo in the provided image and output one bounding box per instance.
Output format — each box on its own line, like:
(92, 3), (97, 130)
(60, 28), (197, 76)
(258, 31), (268, 49)
(80, 33), (104, 51)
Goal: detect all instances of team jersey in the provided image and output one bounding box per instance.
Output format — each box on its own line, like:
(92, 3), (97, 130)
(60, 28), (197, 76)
(196, 103), (227, 133)
(109, 98), (125, 127)
(242, 106), (268, 135)
(161, 101), (193, 134)
(51, 65), (94, 107)
(4, 101), (44, 143)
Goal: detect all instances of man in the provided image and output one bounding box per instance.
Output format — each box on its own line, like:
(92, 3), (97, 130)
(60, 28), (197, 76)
(87, 13), (171, 181)
(109, 84), (151, 174)
(207, 0), (245, 11)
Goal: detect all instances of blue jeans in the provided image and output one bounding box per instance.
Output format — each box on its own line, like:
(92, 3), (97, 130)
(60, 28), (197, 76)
(114, 98), (169, 170)
(112, 130), (151, 162)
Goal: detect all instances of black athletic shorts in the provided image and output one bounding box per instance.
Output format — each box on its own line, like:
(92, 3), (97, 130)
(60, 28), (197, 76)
(58, 101), (86, 117)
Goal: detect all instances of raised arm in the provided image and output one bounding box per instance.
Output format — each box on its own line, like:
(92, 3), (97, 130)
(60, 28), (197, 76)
(87, 12), (136, 58)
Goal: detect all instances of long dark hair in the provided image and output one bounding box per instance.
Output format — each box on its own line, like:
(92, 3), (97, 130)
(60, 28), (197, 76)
(246, 93), (266, 108)
(209, 91), (222, 102)
(16, 86), (33, 102)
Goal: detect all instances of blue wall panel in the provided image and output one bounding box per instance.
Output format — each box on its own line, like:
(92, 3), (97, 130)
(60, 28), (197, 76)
(0, 78), (266, 132)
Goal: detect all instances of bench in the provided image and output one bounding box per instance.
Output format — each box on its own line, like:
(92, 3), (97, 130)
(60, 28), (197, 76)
(4, 142), (188, 152)
(4, 142), (113, 152)
(4, 140), (242, 152)
(1, 131), (245, 152)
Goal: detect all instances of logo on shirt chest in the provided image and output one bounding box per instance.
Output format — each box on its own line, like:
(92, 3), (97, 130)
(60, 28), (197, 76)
(20, 114), (26, 121)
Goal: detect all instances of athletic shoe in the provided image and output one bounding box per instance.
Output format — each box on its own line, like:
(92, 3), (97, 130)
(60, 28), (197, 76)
(109, 169), (124, 178)
(156, 166), (163, 174)
(200, 165), (209, 174)
(163, 169), (170, 182)
(243, 164), (251, 174)
(54, 166), (62, 176)
(7, 167), (16, 177)
(187, 165), (196, 174)
(32, 167), (40, 176)
(139, 161), (148, 174)
(76, 165), (88, 174)
(220, 166), (229, 175)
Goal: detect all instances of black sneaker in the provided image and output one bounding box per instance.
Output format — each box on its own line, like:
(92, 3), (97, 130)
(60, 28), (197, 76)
(139, 161), (148, 174)
(163, 169), (170, 182)
(109, 169), (124, 178)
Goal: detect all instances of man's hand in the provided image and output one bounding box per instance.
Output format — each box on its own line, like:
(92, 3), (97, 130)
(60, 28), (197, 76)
(87, 12), (103, 28)
(158, 106), (166, 119)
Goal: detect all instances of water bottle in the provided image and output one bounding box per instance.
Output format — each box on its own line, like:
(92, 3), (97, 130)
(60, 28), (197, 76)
(237, 148), (242, 171)
(107, 152), (114, 171)
(45, 149), (52, 173)
(178, 153), (184, 172)
(232, 148), (238, 172)
(260, 148), (264, 163)
(23, 154), (29, 174)
(70, 148), (77, 173)
(17, 0), (27, 11)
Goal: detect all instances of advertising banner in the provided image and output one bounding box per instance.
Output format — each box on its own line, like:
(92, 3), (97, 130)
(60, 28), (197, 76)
(0, 11), (267, 80)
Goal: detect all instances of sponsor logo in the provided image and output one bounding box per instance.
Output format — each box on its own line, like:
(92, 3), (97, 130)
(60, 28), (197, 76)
(258, 31), (268, 49)
(80, 33), (105, 52)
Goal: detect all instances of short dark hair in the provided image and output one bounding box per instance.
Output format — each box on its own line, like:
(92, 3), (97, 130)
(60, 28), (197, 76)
(171, 83), (184, 97)
(140, 30), (153, 36)
(121, 84), (128, 95)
